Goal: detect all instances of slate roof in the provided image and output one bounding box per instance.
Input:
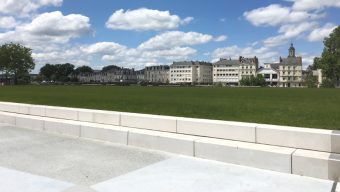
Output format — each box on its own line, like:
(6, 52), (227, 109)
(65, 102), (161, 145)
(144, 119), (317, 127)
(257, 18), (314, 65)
(280, 57), (302, 65)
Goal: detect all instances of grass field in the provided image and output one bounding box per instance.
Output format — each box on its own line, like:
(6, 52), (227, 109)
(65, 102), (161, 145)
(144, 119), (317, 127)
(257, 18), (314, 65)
(0, 85), (339, 130)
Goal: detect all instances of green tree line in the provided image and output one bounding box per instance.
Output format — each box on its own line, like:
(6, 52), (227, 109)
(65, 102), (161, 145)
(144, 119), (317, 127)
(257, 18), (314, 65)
(39, 64), (93, 82)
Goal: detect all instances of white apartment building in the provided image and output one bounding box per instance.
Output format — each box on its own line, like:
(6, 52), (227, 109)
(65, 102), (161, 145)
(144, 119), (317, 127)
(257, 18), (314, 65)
(145, 65), (169, 83)
(257, 64), (279, 86)
(278, 44), (303, 87)
(213, 56), (259, 85)
(170, 61), (212, 84)
(213, 58), (239, 85)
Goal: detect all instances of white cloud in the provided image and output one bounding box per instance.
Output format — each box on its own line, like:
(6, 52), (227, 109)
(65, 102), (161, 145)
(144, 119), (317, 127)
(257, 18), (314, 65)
(106, 8), (193, 31)
(244, 4), (290, 26)
(138, 31), (213, 50)
(0, 0), (63, 16)
(263, 35), (288, 47)
(81, 42), (127, 55)
(0, 16), (17, 29)
(243, 4), (324, 27)
(214, 35), (228, 42)
(0, 11), (91, 47)
(290, 0), (340, 11)
(278, 22), (318, 38)
(307, 23), (337, 42)
(18, 11), (91, 42)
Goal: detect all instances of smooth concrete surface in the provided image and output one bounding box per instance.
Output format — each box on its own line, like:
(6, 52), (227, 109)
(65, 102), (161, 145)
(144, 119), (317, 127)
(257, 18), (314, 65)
(195, 137), (295, 173)
(0, 111), (16, 125)
(292, 149), (340, 181)
(15, 115), (44, 131)
(121, 112), (177, 132)
(93, 156), (334, 192)
(80, 122), (128, 145)
(0, 167), (73, 192)
(257, 124), (340, 153)
(128, 128), (196, 156)
(28, 104), (46, 116)
(177, 117), (256, 142)
(0, 102), (20, 113)
(0, 124), (335, 192)
(0, 124), (171, 186)
(93, 110), (120, 125)
(44, 118), (81, 137)
(45, 106), (79, 121)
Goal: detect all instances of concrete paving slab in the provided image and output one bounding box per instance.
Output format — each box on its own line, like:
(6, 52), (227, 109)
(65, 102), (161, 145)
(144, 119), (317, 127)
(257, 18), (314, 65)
(0, 167), (73, 192)
(93, 156), (334, 192)
(0, 124), (171, 186)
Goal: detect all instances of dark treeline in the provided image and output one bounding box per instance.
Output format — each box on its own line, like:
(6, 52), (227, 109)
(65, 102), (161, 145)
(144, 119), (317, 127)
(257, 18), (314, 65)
(39, 64), (93, 82)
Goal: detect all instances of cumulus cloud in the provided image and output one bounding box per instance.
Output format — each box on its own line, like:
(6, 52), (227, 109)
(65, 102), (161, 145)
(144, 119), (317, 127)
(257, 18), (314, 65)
(214, 35), (228, 42)
(278, 22), (318, 38)
(307, 23), (337, 42)
(0, 0), (63, 16)
(106, 8), (193, 31)
(0, 11), (91, 47)
(81, 42), (127, 55)
(290, 0), (340, 11)
(243, 4), (323, 27)
(138, 31), (213, 50)
(0, 16), (17, 29)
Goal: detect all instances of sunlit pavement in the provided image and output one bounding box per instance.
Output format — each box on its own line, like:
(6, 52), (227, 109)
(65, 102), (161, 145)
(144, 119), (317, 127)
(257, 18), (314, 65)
(0, 124), (337, 192)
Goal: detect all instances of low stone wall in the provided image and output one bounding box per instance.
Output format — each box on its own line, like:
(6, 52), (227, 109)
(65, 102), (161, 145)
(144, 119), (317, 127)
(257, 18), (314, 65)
(0, 101), (339, 181)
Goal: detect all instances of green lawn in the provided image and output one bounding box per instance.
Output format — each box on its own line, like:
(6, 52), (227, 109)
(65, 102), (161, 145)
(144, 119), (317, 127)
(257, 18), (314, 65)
(0, 85), (339, 130)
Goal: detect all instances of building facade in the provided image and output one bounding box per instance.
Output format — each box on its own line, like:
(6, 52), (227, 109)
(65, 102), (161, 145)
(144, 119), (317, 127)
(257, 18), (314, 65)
(213, 56), (258, 85)
(278, 44), (303, 87)
(78, 66), (137, 83)
(170, 61), (212, 84)
(213, 58), (240, 85)
(145, 65), (169, 83)
(136, 69), (145, 83)
(238, 56), (259, 80)
(257, 64), (279, 86)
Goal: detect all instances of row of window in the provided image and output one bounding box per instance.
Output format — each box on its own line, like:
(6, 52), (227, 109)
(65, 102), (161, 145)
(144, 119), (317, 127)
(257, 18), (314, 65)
(216, 69), (237, 72)
(214, 74), (238, 76)
(281, 66), (297, 70)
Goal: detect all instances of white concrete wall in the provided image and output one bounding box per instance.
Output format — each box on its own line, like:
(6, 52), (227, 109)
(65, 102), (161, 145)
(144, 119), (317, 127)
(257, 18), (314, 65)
(177, 118), (256, 142)
(292, 149), (340, 181)
(121, 113), (177, 132)
(257, 124), (340, 154)
(0, 107), (340, 181)
(1, 101), (340, 181)
(128, 128), (196, 156)
(195, 138), (295, 173)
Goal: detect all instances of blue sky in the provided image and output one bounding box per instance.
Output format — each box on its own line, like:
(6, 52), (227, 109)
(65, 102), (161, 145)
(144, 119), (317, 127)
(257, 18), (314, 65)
(0, 0), (339, 72)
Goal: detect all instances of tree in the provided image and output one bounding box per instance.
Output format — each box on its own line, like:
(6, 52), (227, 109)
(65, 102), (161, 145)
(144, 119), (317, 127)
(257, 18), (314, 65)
(40, 64), (57, 81)
(39, 63), (75, 82)
(0, 43), (35, 84)
(240, 75), (266, 87)
(102, 65), (120, 72)
(55, 63), (75, 82)
(75, 65), (93, 75)
(304, 66), (318, 88)
(313, 25), (340, 87)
